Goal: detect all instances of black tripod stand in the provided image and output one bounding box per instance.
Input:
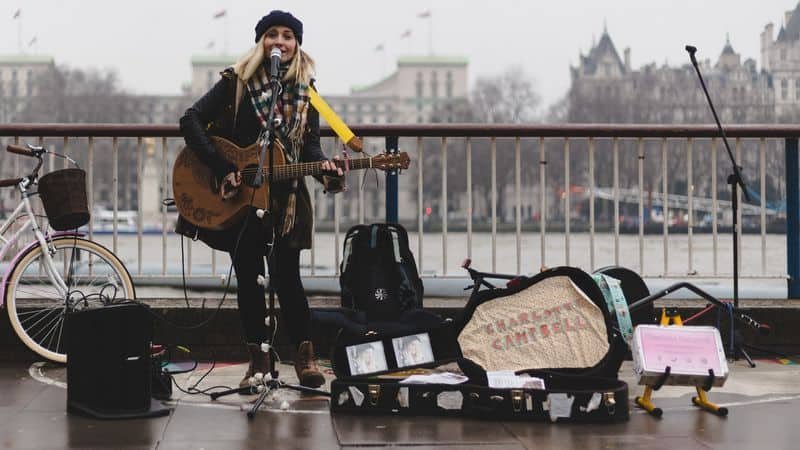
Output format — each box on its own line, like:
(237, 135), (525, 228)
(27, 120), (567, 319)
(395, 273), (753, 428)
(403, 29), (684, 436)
(686, 45), (756, 367)
(208, 49), (330, 416)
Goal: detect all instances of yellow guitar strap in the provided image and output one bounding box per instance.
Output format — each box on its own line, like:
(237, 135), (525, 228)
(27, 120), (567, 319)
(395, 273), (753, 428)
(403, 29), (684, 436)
(309, 87), (363, 152)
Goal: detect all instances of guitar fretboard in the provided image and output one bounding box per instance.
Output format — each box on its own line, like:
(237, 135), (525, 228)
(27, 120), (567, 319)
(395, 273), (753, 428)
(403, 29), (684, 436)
(263, 157), (375, 181)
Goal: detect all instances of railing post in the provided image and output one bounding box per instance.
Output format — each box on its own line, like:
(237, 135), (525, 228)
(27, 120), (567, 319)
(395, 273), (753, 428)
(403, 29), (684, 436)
(385, 135), (399, 223)
(787, 138), (800, 298)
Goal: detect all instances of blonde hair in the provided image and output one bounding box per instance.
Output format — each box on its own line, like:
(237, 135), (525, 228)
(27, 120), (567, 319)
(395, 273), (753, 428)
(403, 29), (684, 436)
(233, 32), (315, 85)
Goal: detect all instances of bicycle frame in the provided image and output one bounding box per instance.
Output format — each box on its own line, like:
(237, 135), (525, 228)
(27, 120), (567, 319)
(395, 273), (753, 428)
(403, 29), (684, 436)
(0, 180), (80, 307)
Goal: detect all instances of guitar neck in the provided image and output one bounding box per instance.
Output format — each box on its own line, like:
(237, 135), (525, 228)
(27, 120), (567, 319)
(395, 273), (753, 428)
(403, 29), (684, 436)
(267, 157), (374, 181)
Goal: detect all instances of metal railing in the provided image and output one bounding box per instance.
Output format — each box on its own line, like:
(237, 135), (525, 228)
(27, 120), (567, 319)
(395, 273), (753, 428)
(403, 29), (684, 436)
(1, 124), (798, 297)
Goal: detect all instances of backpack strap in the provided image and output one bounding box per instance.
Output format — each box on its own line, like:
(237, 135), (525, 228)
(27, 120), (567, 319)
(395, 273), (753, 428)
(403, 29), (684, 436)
(370, 224), (378, 249)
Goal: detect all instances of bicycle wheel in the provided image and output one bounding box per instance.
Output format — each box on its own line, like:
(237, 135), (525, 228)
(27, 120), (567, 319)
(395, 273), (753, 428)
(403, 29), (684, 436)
(4, 236), (135, 363)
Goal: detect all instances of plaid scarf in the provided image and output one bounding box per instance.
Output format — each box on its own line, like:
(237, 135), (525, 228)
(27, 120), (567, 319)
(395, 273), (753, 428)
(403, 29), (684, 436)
(246, 61), (310, 160)
(245, 60), (310, 237)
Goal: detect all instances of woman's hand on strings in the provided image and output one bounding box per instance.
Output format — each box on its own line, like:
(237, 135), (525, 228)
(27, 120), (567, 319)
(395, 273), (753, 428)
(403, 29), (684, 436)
(321, 156), (344, 177)
(221, 171), (241, 199)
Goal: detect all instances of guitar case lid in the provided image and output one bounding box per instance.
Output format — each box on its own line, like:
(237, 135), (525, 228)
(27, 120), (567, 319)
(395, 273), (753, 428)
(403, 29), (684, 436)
(455, 266), (625, 381)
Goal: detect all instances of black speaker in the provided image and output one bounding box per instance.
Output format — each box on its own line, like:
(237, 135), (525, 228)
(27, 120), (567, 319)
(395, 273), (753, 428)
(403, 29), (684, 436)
(66, 302), (170, 419)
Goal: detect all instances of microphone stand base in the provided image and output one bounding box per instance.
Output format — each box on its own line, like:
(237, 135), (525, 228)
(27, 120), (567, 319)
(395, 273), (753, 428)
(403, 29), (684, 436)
(247, 379), (330, 419)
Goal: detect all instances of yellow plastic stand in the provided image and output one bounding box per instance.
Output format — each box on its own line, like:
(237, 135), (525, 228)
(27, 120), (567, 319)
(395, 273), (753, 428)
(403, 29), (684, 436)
(634, 309), (728, 418)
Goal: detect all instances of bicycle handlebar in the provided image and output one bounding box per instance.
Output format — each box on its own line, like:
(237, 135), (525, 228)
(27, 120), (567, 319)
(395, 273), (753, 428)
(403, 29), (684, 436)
(7, 144), (36, 157)
(0, 177), (23, 188)
(6, 144), (44, 158)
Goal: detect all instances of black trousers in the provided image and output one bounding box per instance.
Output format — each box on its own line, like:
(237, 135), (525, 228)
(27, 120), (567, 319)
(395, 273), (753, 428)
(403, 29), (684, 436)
(229, 215), (311, 346)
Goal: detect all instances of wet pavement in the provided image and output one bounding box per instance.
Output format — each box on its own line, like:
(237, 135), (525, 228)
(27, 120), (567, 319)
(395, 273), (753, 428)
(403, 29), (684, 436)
(0, 358), (799, 449)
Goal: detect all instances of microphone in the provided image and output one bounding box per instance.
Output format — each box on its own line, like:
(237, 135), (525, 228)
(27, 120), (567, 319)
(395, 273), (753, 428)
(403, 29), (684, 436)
(685, 45), (698, 65)
(269, 47), (282, 81)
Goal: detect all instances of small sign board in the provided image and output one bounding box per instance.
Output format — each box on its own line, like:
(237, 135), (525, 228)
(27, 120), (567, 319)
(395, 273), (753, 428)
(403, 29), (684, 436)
(632, 325), (728, 387)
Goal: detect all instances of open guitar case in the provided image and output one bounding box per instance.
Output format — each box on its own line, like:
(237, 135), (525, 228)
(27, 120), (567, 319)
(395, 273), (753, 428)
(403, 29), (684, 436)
(330, 266), (630, 423)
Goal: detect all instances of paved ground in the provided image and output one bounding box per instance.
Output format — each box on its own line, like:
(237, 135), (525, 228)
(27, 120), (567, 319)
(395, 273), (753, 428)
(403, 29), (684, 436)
(1, 357), (799, 449)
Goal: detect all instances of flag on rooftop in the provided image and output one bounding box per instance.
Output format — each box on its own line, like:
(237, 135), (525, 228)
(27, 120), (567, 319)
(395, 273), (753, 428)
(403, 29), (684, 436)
(400, 29), (412, 39)
(12, 9), (21, 19)
(213, 10), (226, 19)
(417, 10), (431, 18)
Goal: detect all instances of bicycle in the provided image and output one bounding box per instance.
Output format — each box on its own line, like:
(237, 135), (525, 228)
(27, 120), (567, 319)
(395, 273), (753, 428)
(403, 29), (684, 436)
(0, 143), (135, 363)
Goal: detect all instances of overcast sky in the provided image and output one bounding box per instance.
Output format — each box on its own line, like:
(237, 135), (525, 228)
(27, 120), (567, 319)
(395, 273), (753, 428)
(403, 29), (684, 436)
(1, 1), (796, 112)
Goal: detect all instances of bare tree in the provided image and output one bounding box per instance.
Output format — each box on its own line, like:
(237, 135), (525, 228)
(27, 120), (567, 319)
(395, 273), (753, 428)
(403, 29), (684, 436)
(10, 65), (140, 210)
(472, 66), (541, 124)
(17, 65), (129, 123)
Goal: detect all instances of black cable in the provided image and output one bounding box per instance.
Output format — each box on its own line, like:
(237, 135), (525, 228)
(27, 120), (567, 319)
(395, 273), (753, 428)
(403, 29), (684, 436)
(180, 235), (191, 309)
(741, 343), (799, 361)
(166, 351), (239, 397)
(123, 173), (262, 386)
(132, 184), (258, 331)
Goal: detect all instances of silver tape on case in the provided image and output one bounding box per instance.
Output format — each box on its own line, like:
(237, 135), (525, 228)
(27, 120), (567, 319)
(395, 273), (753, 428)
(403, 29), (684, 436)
(348, 386), (365, 407)
(436, 391), (464, 410)
(547, 393), (574, 422)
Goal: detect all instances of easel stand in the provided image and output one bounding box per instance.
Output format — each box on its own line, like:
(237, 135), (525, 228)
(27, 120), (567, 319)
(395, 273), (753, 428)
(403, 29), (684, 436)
(635, 309), (728, 418)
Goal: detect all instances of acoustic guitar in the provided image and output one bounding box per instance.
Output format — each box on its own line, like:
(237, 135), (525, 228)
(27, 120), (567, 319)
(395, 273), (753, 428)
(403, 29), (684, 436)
(172, 135), (410, 230)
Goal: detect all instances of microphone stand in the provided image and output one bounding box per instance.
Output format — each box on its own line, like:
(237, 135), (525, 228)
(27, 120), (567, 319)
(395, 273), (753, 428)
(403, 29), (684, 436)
(209, 62), (330, 416)
(685, 45), (756, 367)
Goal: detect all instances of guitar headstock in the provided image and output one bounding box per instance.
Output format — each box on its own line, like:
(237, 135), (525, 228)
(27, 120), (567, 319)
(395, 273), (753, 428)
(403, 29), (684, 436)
(372, 151), (411, 171)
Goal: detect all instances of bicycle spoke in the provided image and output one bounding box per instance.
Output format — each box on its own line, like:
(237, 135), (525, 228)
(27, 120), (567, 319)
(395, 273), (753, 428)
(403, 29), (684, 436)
(18, 306), (63, 322)
(14, 283), (62, 299)
(28, 309), (64, 342)
(23, 306), (61, 331)
(18, 307), (63, 327)
(41, 315), (64, 351)
(45, 314), (66, 353)
(6, 237), (133, 363)
(54, 317), (65, 354)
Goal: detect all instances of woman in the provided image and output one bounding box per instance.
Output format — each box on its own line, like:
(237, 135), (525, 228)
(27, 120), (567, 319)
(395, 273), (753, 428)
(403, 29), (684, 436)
(179, 10), (345, 389)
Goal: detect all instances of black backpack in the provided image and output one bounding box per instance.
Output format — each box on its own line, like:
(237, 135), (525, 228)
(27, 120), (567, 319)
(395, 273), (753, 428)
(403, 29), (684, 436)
(339, 223), (424, 321)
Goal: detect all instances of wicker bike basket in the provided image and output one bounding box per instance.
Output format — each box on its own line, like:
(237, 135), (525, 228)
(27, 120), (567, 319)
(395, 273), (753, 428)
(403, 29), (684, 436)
(38, 168), (90, 231)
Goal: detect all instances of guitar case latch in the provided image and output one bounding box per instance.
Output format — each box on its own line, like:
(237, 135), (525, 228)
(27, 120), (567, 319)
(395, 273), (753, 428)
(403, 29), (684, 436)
(368, 384), (381, 406)
(511, 390), (524, 412)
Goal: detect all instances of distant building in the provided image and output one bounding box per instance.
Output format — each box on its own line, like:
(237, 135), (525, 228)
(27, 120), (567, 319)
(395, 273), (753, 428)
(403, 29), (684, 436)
(186, 54), (470, 125)
(189, 54), (237, 98)
(317, 56), (469, 221)
(323, 56), (469, 125)
(761, 3), (800, 120)
(0, 54), (55, 122)
(568, 28), (774, 124)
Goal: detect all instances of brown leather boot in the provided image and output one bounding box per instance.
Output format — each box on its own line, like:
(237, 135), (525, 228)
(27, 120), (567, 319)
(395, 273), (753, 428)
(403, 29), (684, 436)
(294, 341), (325, 388)
(239, 343), (271, 390)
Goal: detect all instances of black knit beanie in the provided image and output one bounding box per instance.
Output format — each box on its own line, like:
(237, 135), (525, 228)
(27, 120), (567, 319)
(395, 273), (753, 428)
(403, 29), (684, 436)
(254, 10), (303, 45)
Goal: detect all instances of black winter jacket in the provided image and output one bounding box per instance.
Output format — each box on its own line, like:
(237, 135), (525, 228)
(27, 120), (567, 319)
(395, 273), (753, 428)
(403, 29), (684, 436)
(177, 68), (335, 251)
